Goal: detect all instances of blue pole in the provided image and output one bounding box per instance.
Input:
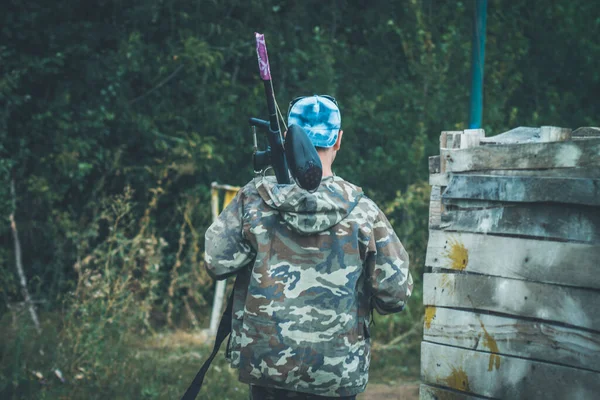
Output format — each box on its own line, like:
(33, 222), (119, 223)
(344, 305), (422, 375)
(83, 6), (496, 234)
(468, 0), (487, 129)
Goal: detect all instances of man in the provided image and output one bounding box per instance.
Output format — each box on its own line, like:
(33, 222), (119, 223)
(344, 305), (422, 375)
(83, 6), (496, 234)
(205, 95), (413, 399)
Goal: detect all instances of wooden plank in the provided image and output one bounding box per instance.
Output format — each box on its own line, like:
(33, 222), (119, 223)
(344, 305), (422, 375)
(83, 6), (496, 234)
(441, 138), (600, 172)
(425, 231), (600, 289)
(439, 203), (600, 243)
(429, 172), (450, 186)
(424, 307), (600, 372)
(464, 129), (485, 138)
(540, 126), (572, 142)
(442, 175), (600, 206)
(429, 186), (442, 229)
(429, 156), (441, 174)
(423, 273), (600, 331)
(480, 126), (571, 145)
(460, 134), (480, 149)
(420, 384), (489, 400)
(440, 131), (449, 149)
(441, 131), (463, 173)
(460, 129), (485, 149)
(421, 341), (600, 399)
(442, 199), (506, 209)
(481, 126), (540, 145)
(572, 127), (600, 139)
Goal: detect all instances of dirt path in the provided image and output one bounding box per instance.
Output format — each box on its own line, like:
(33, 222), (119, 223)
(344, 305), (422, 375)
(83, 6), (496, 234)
(358, 383), (420, 400)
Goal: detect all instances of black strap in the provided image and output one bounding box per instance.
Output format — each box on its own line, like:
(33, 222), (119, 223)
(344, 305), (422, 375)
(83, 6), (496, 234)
(181, 291), (234, 400)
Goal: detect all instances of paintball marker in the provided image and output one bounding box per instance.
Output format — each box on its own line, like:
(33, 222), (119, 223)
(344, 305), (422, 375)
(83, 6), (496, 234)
(251, 33), (322, 192)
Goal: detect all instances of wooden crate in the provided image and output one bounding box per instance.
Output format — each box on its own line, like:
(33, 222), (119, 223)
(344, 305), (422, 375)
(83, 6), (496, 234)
(422, 126), (600, 399)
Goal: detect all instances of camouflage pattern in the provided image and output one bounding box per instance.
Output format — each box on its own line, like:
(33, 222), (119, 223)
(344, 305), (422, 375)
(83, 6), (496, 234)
(205, 175), (413, 397)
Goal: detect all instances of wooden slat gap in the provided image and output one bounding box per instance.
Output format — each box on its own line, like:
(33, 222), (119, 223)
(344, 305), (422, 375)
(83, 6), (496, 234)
(443, 201), (518, 211)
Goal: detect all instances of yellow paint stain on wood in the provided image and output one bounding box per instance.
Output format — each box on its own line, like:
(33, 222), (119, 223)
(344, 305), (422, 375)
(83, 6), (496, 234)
(424, 306), (437, 329)
(442, 366), (471, 392)
(444, 237), (469, 270)
(479, 321), (501, 371)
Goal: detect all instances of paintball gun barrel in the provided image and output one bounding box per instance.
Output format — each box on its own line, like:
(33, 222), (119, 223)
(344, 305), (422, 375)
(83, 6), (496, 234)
(251, 33), (322, 192)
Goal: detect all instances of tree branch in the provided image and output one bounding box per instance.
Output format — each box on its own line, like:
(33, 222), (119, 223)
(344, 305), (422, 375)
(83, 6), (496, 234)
(10, 177), (41, 334)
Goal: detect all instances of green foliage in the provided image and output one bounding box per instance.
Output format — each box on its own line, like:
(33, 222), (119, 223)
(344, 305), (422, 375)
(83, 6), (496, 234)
(1, 0), (600, 396)
(0, 191), (222, 399)
(0, 314), (247, 400)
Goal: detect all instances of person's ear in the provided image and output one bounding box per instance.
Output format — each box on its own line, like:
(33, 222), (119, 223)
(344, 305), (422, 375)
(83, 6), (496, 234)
(333, 130), (343, 151)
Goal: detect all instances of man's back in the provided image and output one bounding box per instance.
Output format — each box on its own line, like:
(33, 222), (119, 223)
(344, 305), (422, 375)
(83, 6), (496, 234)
(205, 175), (413, 397)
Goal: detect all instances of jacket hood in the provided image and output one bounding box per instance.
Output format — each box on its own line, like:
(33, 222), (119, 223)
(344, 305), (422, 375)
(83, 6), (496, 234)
(254, 175), (364, 234)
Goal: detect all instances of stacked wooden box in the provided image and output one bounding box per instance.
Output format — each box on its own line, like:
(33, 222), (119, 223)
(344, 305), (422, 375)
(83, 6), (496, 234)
(420, 126), (600, 399)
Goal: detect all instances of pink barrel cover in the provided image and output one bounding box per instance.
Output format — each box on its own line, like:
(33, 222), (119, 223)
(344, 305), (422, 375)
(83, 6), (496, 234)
(255, 32), (271, 81)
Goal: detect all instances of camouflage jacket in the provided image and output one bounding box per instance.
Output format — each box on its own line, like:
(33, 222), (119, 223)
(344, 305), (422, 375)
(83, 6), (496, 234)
(205, 176), (413, 397)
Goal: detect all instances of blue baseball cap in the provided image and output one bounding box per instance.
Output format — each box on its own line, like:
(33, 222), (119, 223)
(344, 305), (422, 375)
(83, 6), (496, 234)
(287, 95), (341, 148)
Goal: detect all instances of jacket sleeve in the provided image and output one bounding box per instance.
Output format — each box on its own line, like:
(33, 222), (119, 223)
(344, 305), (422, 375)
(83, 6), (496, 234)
(365, 209), (413, 315)
(204, 190), (255, 280)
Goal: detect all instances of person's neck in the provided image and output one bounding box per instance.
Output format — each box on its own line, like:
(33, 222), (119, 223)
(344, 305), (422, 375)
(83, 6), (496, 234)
(318, 151), (335, 177)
